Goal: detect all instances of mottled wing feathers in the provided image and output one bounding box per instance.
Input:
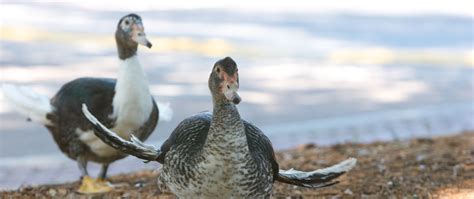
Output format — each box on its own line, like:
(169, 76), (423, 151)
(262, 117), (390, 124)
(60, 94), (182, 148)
(157, 112), (212, 163)
(243, 120), (280, 181)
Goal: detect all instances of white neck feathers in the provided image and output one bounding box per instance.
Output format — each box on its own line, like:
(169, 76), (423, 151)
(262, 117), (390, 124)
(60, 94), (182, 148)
(111, 55), (153, 134)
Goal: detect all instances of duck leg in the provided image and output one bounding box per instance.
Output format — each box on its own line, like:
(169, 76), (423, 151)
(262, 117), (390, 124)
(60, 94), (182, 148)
(77, 156), (112, 194)
(96, 164), (114, 188)
(98, 164), (109, 180)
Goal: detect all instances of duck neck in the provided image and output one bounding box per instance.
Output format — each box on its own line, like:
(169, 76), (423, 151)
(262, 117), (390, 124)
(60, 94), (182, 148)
(204, 101), (246, 148)
(116, 55), (149, 92)
(111, 55), (153, 127)
(212, 102), (241, 124)
(115, 31), (138, 60)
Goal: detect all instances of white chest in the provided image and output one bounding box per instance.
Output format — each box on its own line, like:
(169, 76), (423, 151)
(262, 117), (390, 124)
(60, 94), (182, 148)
(76, 129), (120, 157)
(111, 56), (153, 132)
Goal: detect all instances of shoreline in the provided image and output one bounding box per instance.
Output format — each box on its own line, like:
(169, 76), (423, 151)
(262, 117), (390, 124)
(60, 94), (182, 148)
(2, 132), (473, 198)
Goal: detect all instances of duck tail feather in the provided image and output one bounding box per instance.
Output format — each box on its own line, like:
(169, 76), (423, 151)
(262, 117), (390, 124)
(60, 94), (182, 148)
(2, 83), (54, 125)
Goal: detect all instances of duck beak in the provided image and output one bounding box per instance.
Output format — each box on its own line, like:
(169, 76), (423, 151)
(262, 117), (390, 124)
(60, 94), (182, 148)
(131, 23), (152, 48)
(223, 73), (241, 104)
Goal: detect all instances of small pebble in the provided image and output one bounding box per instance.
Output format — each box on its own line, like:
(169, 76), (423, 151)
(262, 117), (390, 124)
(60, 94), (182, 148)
(57, 188), (67, 196)
(48, 189), (57, 197)
(357, 149), (370, 156)
(418, 165), (426, 171)
(135, 181), (145, 188)
(416, 154), (427, 162)
(377, 164), (386, 173)
(452, 164), (463, 178)
(431, 163), (439, 171)
(282, 153), (293, 161)
(344, 188), (354, 195)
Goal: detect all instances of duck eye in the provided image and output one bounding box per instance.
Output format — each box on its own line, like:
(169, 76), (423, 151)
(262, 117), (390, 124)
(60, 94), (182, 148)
(124, 20), (130, 25)
(216, 67), (220, 73)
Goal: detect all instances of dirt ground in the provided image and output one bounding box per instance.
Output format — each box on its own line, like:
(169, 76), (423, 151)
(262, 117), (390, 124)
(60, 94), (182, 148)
(2, 132), (473, 199)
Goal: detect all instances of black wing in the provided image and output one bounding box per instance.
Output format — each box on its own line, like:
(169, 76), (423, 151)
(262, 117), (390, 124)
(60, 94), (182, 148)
(47, 77), (117, 157)
(49, 77), (117, 127)
(134, 99), (159, 141)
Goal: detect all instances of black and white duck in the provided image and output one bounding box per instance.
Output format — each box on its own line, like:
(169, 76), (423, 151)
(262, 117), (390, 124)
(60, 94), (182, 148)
(2, 13), (172, 193)
(82, 57), (356, 198)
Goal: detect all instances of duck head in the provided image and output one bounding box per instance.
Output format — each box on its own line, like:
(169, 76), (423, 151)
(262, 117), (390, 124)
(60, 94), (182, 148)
(209, 57), (241, 105)
(115, 13), (152, 59)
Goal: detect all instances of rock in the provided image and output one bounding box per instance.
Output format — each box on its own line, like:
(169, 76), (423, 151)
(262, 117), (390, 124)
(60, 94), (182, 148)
(418, 165), (426, 171)
(296, 143), (316, 151)
(135, 181), (145, 188)
(416, 154), (427, 162)
(282, 153), (293, 161)
(358, 149), (370, 156)
(452, 164), (463, 178)
(387, 181), (394, 187)
(57, 188), (67, 196)
(431, 163), (440, 171)
(48, 189), (56, 197)
(344, 188), (354, 195)
(377, 164), (386, 173)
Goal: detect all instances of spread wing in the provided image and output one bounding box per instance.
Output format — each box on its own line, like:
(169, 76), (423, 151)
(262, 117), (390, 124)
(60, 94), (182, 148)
(82, 104), (160, 161)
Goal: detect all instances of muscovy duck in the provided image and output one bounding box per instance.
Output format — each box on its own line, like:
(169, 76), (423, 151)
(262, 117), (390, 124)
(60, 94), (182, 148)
(2, 13), (172, 194)
(82, 57), (355, 197)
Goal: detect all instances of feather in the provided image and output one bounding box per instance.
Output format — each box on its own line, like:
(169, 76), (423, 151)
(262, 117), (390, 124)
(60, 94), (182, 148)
(2, 84), (53, 125)
(156, 101), (173, 122)
(82, 103), (160, 161)
(277, 158), (357, 188)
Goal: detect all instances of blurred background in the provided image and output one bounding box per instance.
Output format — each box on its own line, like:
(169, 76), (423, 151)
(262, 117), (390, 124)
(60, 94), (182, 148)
(0, 1), (472, 189)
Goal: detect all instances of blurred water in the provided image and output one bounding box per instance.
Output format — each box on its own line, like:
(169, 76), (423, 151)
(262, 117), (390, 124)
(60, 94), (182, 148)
(0, 2), (473, 189)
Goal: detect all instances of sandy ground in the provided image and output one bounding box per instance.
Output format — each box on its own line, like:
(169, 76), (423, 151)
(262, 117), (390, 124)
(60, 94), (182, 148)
(1, 132), (473, 198)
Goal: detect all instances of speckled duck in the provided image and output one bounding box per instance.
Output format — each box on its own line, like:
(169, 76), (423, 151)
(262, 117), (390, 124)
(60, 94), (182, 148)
(82, 57), (356, 198)
(2, 14), (172, 194)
